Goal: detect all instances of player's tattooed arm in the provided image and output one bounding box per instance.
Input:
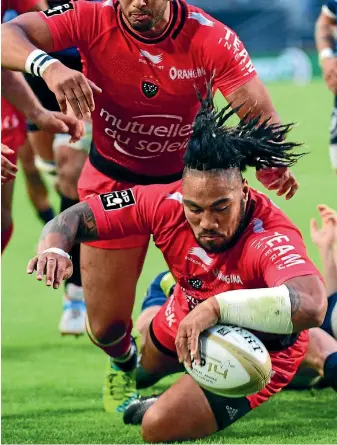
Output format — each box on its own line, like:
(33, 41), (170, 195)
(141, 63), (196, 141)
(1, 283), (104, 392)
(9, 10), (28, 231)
(285, 276), (327, 332)
(38, 202), (99, 253)
(315, 12), (336, 52)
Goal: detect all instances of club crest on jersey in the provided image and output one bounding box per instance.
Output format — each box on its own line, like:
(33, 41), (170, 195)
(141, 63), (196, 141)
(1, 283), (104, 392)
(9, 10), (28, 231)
(100, 189), (135, 211)
(42, 3), (74, 17)
(142, 81), (159, 99)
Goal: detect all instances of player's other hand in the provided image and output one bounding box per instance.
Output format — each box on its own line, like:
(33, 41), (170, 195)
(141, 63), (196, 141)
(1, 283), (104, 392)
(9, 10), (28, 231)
(42, 62), (102, 120)
(310, 204), (337, 250)
(175, 297), (220, 368)
(27, 252), (73, 289)
(1, 144), (18, 183)
(321, 57), (337, 94)
(256, 167), (299, 200)
(31, 108), (85, 143)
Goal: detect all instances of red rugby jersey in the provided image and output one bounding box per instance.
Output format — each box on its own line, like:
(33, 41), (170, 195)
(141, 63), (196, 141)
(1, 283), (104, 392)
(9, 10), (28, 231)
(1, 0), (40, 17)
(88, 183), (321, 308)
(39, 0), (256, 176)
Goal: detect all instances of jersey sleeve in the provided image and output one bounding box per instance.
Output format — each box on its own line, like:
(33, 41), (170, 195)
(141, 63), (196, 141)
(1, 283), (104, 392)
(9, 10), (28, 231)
(244, 226), (322, 288)
(38, 1), (100, 51)
(12, 0), (41, 14)
(86, 186), (157, 241)
(203, 24), (257, 97)
(323, 1), (337, 18)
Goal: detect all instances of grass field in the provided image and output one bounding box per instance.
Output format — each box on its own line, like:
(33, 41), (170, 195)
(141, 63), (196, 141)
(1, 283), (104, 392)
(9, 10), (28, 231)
(2, 80), (337, 444)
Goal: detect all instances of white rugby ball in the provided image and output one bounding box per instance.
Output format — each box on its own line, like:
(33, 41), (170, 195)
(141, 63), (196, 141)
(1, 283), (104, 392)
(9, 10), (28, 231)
(185, 324), (272, 397)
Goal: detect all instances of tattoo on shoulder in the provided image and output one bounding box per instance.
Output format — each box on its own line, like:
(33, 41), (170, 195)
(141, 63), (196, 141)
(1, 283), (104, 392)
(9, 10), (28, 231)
(287, 286), (301, 316)
(75, 202), (99, 242)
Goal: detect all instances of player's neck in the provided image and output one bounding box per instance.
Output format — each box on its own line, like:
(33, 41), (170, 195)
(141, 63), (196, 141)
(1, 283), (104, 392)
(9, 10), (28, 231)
(126, 2), (171, 38)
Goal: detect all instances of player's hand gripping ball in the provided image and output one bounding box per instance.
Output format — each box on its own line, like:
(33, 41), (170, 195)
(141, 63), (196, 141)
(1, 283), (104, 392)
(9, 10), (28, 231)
(184, 324), (272, 397)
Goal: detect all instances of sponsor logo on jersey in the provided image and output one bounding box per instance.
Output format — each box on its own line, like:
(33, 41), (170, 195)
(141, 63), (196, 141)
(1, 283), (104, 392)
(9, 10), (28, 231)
(2, 113), (20, 130)
(213, 269), (243, 285)
(142, 81), (159, 98)
(184, 292), (200, 310)
(252, 218), (265, 233)
(165, 295), (176, 327)
(188, 247), (213, 266)
(188, 277), (203, 290)
(188, 12), (214, 27)
(140, 50), (163, 65)
(218, 26), (255, 76)
(250, 232), (306, 270)
(169, 67), (206, 81)
(42, 3), (74, 17)
(166, 192), (183, 203)
(100, 108), (192, 157)
(99, 189), (135, 211)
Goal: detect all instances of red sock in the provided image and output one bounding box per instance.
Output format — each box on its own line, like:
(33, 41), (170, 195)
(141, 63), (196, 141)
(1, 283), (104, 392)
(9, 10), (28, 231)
(1, 223), (13, 254)
(86, 320), (132, 359)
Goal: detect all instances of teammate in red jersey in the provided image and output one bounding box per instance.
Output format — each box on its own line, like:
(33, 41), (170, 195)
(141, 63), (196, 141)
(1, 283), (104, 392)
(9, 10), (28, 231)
(27, 88), (326, 440)
(4, 0), (301, 411)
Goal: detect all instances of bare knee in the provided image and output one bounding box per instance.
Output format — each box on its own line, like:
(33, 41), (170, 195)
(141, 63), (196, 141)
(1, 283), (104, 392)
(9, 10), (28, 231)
(142, 407), (166, 443)
(89, 318), (129, 345)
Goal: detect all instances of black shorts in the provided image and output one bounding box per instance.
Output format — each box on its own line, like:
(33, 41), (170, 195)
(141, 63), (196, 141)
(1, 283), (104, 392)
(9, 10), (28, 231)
(25, 51), (82, 131)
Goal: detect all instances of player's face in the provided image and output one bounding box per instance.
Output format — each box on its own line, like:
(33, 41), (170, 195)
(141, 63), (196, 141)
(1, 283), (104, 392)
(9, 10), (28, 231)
(120, 0), (170, 32)
(182, 170), (249, 253)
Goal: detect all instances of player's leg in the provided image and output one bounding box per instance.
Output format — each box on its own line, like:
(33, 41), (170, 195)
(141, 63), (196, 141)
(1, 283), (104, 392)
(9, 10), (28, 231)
(81, 242), (149, 412)
(53, 131), (89, 336)
(136, 271), (175, 347)
(1, 180), (14, 253)
(18, 138), (54, 224)
(329, 102), (337, 174)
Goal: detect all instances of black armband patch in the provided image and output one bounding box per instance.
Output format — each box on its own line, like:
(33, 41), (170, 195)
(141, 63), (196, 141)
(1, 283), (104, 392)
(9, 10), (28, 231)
(99, 189), (136, 211)
(42, 3), (74, 17)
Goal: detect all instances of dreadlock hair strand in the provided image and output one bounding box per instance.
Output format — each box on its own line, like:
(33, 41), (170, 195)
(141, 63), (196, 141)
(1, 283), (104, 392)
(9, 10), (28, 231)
(184, 82), (306, 173)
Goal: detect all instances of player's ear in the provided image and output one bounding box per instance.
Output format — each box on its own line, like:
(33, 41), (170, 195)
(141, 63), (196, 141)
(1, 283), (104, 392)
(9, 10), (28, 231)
(242, 179), (249, 203)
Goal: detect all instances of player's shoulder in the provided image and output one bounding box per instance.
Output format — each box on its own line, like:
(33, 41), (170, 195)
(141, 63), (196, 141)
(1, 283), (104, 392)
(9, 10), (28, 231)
(137, 180), (183, 207)
(181, 3), (227, 43)
(245, 188), (303, 240)
(70, 0), (118, 25)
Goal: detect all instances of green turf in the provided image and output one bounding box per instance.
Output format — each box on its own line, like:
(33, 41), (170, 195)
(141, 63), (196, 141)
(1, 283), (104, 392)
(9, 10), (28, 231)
(2, 80), (337, 444)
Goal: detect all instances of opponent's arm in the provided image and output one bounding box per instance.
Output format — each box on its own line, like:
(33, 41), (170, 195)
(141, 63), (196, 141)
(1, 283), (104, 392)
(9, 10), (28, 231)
(176, 275), (327, 366)
(1, 12), (101, 118)
(315, 8), (337, 94)
(27, 202), (98, 288)
(1, 69), (84, 141)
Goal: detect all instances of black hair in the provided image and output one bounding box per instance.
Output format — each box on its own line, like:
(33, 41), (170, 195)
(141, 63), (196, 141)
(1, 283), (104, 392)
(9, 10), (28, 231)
(184, 83), (305, 172)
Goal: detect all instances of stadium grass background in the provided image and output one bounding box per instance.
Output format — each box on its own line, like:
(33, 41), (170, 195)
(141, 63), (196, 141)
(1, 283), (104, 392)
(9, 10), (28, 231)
(2, 80), (337, 444)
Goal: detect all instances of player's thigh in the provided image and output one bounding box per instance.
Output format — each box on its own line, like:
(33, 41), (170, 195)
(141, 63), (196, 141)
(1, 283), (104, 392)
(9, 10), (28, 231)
(18, 139), (35, 170)
(28, 130), (54, 162)
(139, 320), (182, 377)
(55, 145), (87, 199)
(141, 374), (218, 442)
(1, 181), (14, 230)
(81, 244), (148, 334)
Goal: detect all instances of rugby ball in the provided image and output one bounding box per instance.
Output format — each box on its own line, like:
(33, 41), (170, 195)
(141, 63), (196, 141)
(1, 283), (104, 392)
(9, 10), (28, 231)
(184, 324), (272, 397)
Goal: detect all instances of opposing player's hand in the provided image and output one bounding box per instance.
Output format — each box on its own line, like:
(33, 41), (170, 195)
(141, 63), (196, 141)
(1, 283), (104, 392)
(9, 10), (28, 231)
(42, 62), (102, 120)
(31, 108), (85, 143)
(321, 57), (337, 94)
(310, 204), (337, 250)
(256, 167), (299, 200)
(1, 144), (18, 183)
(175, 297), (220, 368)
(27, 252), (73, 289)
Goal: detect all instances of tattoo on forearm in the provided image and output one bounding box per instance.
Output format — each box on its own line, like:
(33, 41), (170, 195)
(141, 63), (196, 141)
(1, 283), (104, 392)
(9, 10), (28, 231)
(316, 23), (336, 49)
(39, 202), (98, 251)
(288, 287), (301, 316)
(75, 202), (98, 242)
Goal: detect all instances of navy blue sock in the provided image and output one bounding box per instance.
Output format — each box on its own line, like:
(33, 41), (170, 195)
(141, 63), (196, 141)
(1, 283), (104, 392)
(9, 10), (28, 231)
(321, 292), (337, 338)
(38, 207), (55, 224)
(324, 352), (337, 391)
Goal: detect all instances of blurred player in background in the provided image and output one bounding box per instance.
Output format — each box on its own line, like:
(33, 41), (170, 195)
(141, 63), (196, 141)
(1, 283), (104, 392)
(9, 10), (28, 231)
(22, 1), (100, 336)
(315, 0), (337, 173)
(27, 93), (327, 441)
(1, 66), (82, 253)
(2, 0), (300, 413)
